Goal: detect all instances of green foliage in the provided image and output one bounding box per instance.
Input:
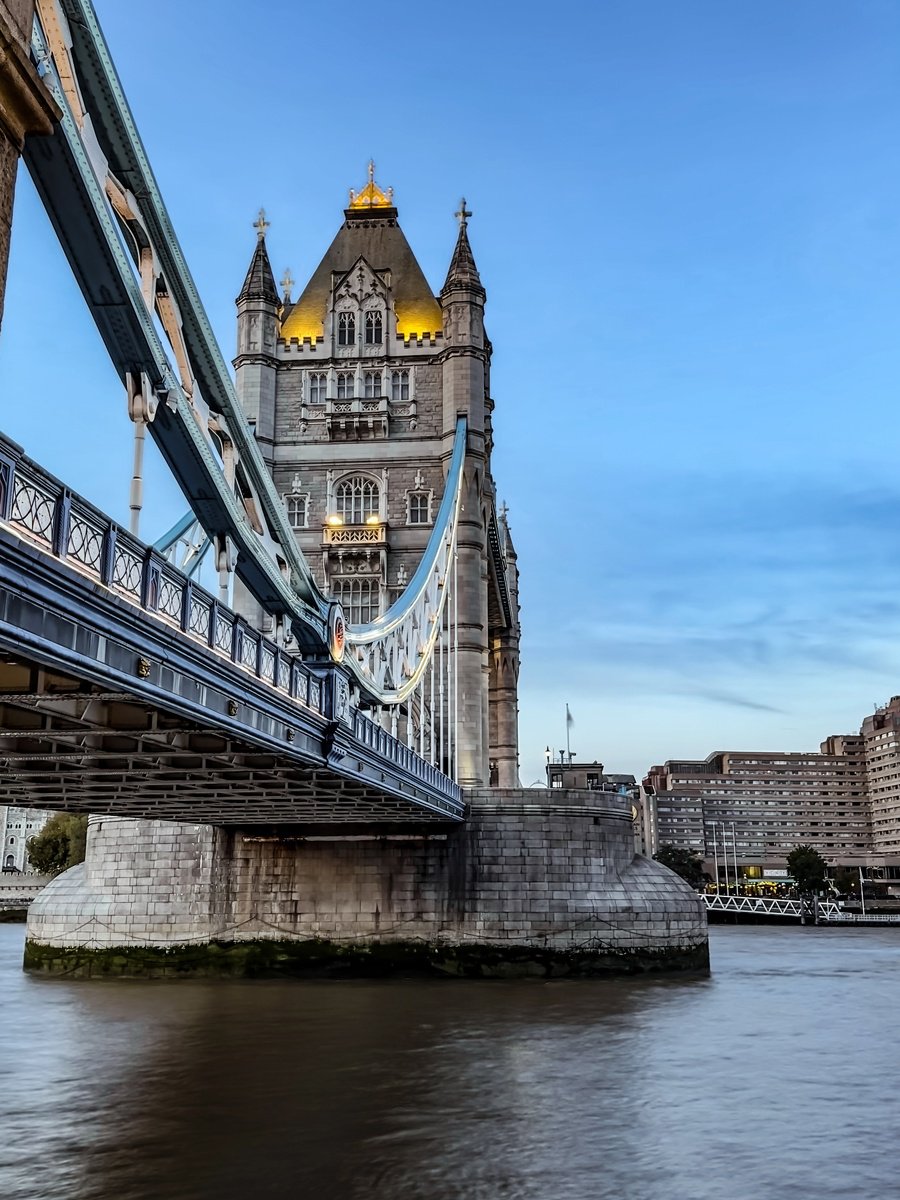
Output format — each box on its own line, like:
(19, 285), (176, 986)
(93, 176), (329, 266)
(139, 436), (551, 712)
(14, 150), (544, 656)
(26, 813), (88, 876)
(654, 844), (710, 889)
(786, 844), (828, 896)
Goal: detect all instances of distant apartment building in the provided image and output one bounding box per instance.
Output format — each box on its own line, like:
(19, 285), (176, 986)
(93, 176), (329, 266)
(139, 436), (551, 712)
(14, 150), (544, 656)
(643, 734), (876, 883)
(860, 696), (900, 856)
(1, 807), (51, 873)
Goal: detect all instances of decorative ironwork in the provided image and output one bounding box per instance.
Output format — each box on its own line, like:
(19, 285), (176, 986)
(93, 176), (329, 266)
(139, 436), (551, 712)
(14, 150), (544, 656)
(309, 679), (321, 711)
(11, 476), (56, 543)
(188, 595), (211, 639)
(240, 631), (258, 670)
(112, 544), (143, 597)
(261, 644), (276, 683)
(215, 612), (234, 654)
(66, 509), (105, 573)
(157, 573), (184, 623)
(278, 658), (290, 691)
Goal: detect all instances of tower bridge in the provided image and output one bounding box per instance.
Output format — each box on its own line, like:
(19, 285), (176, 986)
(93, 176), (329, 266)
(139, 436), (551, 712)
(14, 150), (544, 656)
(0, 0), (707, 977)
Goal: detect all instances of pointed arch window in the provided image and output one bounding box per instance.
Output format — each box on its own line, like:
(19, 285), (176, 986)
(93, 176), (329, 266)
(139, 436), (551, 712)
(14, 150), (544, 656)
(335, 476), (380, 525)
(407, 492), (431, 526)
(391, 370), (409, 402)
(309, 372), (327, 403)
(337, 371), (354, 399)
(364, 371), (382, 399)
(285, 495), (308, 529)
(333, 577), (380, 624)
(338, 311), (356, 346)
(364, 310), (383, 344)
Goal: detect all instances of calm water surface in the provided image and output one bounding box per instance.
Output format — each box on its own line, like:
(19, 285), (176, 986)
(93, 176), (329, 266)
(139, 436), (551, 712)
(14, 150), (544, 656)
(1, 923), (898, 1199)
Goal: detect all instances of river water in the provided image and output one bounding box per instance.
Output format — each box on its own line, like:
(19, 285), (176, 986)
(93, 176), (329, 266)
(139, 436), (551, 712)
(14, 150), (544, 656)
(0, 923), (897, 1200)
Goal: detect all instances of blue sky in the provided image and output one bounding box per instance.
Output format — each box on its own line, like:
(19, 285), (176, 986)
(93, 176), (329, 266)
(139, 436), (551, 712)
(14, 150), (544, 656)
(2, 0), (900, 785)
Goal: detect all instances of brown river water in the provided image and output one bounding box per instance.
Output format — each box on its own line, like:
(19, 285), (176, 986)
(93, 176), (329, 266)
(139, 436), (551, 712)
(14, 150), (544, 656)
(1, 922), (898, 1200)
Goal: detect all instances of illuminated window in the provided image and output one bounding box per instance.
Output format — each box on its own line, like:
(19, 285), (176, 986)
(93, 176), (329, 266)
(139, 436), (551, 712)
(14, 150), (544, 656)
(364, 310), (383, 344)
(335, 476), (379, 525)
(391, 369), (409, 401)
(337, 372), (354, 399)
(333, 576), (380, 624)
(338, 311), (355, 346)
(407, 492), (430, 525)
(286, 495), (308, 529)
(309, 372), (326, 403)
(364, 371), (382, 399)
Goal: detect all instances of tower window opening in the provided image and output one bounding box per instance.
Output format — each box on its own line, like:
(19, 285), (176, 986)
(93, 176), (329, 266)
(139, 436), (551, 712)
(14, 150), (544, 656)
(337, 372), (354, 400)
(338, 311), (356, 346)
(309, 372), (327, 403)
(391, 369), (409, 402)
(407, 492), (431, 526)
(333, 576), (380, 625)
(364, 311), (383, 344)
(286, 495), (308, 529)
(335, 476), (380, 525)
(364, 371), (382, 399)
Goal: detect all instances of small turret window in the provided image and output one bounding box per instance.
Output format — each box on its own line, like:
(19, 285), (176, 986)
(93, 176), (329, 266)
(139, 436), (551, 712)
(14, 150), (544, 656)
(364, 371), (382, 399)
(286, 496), (308, 529)
(338, 312), (356, 346)
(391, 370), (410, 402)
(309, 372), (326, 403)
(364, 311), (383, 344)
(337, 372), (354, 399)
(407, 492), (431, 526)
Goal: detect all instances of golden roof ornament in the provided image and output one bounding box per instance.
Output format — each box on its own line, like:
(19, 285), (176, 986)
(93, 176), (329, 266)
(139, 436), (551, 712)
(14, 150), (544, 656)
(348, 159), (394, 210)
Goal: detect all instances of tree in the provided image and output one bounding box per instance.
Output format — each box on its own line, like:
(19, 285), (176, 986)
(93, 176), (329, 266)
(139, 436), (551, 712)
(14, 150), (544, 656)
(786, 844), (828, 896)
(26, 813), (88, 876)
(654, 844), (710, 889)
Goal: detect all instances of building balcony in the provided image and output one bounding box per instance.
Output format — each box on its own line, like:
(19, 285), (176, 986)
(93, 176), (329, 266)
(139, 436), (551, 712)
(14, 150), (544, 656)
(322, 519), (388, 548)
(325, 397), (388, 440)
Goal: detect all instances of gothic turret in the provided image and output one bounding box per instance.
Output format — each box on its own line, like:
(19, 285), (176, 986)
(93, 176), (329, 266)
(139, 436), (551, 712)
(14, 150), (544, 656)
(234, 209), (279, 467)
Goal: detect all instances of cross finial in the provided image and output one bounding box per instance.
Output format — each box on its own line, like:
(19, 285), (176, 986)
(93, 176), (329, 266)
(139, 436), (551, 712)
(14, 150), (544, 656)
(500, 500), (509, 522)
(455, 197), (472, 228)
(280, 268), (294, 302)
(253, 207), (269, 239)
(368, 159), (376, 184)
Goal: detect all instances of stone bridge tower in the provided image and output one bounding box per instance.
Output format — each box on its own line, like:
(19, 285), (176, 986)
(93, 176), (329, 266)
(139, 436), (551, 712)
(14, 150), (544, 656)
(234, 166), (520, 788)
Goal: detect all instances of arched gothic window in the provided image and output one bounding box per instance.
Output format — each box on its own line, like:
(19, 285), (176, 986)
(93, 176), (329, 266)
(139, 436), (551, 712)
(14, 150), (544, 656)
(364, 310), (383, 344)
(286, 496), (308, 529)
(309, 372), (326, 403)
(364, 371), (382, 399)
(337, 371), (354, 399)
(391, 370), (409, 402)
(334, 577), (380, 624)
(335, 476), (379, 525)
(338, 312), (356, 346)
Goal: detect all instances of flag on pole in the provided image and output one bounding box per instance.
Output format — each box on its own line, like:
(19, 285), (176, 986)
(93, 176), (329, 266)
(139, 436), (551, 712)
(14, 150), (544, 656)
(566, 705), (574, 728)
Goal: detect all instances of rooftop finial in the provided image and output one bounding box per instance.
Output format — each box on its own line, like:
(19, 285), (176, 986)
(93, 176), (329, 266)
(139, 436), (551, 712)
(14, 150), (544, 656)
(253, 208), (269, 239)
(280, 268), (294, 303)
(348, 162), (394, 211)
(455, 197), (472, 228)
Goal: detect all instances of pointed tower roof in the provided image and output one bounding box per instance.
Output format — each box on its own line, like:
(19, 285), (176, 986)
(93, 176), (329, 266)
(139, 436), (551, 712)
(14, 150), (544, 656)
(441, 199), (485, 298)
(281, 165), (442, 341)
(237, 208), (280, 305)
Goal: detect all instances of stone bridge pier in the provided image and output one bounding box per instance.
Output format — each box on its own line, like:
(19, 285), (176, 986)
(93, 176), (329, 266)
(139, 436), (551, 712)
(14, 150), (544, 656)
(25, 791), (708, 978)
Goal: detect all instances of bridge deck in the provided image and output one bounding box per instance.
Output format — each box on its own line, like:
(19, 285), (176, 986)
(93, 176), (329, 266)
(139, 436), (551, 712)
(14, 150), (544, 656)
(0, 437), (463, 825)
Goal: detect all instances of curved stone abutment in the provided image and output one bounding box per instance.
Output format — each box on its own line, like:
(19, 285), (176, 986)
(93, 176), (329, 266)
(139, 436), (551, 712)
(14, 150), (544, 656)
(25, 791), (708, 978)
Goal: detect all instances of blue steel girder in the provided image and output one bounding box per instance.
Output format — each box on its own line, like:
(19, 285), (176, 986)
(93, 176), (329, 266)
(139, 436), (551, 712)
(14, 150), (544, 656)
(0, 435), (464, 824)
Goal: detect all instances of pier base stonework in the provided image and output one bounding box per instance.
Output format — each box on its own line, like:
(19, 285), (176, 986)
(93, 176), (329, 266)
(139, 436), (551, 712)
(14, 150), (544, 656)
(24, 790), (708, 978)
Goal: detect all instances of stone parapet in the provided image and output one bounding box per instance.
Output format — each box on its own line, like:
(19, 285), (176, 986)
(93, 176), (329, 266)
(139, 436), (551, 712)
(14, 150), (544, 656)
(25, 790), (708, 978)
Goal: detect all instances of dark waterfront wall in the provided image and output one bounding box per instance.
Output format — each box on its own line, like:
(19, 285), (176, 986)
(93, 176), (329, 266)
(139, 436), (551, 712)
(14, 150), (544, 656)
(25, 790), (708, 978)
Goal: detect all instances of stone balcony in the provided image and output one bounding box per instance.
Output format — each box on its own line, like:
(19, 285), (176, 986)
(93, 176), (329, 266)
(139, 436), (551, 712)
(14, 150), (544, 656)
(321, 520), (388, 548)
(325, 397), (388, 440)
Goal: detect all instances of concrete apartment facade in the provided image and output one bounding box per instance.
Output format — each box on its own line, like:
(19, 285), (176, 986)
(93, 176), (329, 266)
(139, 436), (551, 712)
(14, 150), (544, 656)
(643, 699), (900, 883)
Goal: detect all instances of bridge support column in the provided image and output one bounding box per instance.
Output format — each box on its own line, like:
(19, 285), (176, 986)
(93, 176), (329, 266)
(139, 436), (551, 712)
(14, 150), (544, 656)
(24, 794), (708, 979)
(0, 1), (59, 330)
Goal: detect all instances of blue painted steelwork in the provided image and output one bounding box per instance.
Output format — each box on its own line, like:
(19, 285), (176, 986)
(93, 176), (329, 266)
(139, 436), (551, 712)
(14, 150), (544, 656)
(0, 433), (464, 822)
(24, 0), (468, 709)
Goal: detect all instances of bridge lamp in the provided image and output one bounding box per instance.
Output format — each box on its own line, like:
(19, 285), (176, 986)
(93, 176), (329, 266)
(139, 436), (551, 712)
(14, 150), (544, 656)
(365, 514), (380, 526)
(327, 515), (343, 526)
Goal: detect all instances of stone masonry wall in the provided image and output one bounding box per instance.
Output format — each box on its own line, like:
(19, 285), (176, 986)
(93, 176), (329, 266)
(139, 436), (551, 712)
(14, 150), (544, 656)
(26, 791), (707, 975)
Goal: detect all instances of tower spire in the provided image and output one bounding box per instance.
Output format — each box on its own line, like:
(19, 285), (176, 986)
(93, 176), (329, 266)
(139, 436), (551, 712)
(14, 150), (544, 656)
(237, 210), (279, 305)
(442, 198), (484, 297)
